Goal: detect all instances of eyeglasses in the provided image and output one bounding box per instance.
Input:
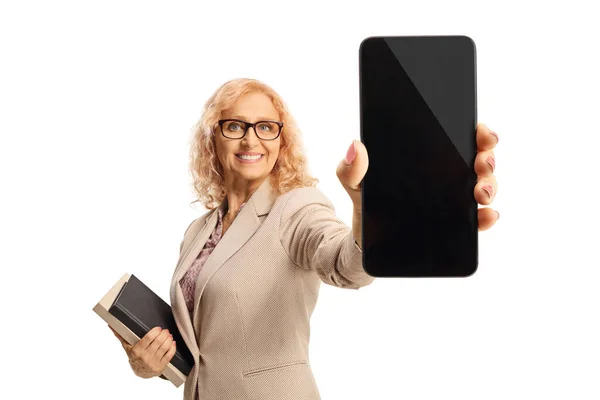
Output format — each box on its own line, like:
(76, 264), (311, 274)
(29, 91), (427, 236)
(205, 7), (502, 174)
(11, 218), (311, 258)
(218, 119), (283, 140)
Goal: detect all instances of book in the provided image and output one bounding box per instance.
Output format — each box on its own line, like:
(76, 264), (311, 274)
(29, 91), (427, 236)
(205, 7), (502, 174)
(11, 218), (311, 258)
(93, 273), (194, 387)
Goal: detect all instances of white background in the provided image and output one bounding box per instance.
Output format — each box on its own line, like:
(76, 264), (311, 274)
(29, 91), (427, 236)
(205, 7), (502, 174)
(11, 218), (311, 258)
(1, 0), (598, 399)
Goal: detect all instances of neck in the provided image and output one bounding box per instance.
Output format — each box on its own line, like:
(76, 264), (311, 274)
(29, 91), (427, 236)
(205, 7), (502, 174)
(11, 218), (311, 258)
(223, 176), (267, 220)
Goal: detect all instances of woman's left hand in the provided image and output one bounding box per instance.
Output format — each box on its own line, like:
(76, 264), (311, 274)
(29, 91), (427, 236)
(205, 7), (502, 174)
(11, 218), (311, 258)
(336, 122), (499, 231)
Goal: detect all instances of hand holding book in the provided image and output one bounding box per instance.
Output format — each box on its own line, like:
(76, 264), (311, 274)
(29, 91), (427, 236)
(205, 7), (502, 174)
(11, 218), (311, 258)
(110, 325), (177, 379)
(94, 273), (192, 386)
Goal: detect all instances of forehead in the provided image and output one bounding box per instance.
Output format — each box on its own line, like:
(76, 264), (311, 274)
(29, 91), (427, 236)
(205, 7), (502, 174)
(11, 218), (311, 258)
(222, 91), (279, 120)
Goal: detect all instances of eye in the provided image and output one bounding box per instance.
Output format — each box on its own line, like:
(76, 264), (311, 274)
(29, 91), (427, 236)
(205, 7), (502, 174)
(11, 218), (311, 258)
(224, 121), (243, 131)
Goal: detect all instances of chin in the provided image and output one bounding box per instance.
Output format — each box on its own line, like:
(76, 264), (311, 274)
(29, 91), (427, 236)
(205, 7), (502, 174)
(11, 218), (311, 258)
(236, 170), (268, 182)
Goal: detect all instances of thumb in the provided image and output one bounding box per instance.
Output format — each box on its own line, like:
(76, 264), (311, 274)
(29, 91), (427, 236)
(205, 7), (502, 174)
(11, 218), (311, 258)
(110, 326), (131, 348)
(336, 140), (369, 192)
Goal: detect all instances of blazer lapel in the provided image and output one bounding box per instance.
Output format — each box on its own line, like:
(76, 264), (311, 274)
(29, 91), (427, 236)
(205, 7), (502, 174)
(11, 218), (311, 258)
(170, 209), (220, 360)
(174, 210), (220, 278)
(191, 177), (277, 333)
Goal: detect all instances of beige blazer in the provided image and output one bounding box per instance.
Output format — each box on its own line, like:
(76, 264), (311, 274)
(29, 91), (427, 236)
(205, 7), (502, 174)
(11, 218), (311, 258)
(170, 178), (375, 400)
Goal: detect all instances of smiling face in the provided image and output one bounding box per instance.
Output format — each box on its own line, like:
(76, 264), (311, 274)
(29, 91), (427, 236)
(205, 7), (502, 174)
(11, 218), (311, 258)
(215, 91), (281, 188)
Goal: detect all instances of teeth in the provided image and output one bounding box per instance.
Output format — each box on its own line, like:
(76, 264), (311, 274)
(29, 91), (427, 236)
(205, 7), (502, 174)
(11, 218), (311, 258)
(238, 154), (262, 160)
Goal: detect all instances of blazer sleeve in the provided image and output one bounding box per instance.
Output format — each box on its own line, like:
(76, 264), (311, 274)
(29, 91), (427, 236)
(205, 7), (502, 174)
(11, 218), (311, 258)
(279, 187), (375, 290)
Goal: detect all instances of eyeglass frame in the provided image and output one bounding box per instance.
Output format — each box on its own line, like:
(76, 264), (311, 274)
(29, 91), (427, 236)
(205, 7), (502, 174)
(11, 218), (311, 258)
(217, 119), (284, 140)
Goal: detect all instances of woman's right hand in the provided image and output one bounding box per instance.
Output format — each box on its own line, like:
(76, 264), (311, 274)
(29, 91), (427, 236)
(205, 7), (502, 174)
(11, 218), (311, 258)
(109, 325), (177, 379)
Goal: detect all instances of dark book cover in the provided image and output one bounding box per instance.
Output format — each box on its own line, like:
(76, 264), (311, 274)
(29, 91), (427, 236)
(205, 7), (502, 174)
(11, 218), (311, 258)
(108, 274), (194, 375)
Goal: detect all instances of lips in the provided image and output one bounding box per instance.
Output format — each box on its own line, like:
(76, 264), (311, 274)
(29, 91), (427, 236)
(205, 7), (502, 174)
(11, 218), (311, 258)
(235, 153), (264, 161)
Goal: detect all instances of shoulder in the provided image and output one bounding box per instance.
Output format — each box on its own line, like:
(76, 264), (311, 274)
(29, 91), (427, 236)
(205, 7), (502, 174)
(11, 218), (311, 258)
(182, 209), (215, 238)
(177, 209), (215, 254)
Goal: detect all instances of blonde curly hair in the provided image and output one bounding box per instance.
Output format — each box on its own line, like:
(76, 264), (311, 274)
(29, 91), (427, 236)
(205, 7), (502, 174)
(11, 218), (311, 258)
(189, 78), (318, 210)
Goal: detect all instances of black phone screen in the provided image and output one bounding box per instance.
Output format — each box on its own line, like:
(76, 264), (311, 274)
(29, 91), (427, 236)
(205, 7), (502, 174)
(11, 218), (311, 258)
(359, 36), (478, 277)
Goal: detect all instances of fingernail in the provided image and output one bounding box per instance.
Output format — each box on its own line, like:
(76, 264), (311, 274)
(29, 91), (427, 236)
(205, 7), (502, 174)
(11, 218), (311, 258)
(490, 131), (499, 143)
(486, 156), (495, 172)
(482, 184), (494, 199)
(345, 141), (356, 165)
(496, 210), (500, 220)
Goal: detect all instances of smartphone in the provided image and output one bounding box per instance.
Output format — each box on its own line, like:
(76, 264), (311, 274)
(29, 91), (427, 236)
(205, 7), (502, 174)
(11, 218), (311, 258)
(359, 35), (478, 277)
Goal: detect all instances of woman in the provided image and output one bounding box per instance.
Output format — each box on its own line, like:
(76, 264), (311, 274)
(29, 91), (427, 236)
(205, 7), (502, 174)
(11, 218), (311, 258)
(111, 78), (500, 399)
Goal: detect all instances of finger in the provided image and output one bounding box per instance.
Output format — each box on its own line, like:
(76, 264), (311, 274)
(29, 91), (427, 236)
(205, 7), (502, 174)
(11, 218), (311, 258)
(137, 326), (164, 350)
(474, 149), (495, 178)
(147, 329), (171, 356)
(475, 175), (498, 205)
(478, 207), (500, 231)
(476, 123), (499, 152)
(336, 140), (369, 191)
(119, 339), (132, 354)
(155, 335), (174, 359)
(160, 341), (177, 366)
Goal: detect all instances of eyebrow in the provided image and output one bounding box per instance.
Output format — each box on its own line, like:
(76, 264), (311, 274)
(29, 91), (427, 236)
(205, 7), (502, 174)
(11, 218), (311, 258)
(228, 115), (280, 121)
